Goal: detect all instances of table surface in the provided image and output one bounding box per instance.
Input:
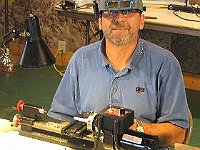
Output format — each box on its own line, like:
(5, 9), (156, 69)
(56, 5), (200, 36)
(0, 118), (72, 150)
(1, 118), (200, 150)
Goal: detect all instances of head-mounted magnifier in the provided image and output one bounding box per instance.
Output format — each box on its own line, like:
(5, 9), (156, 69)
(93, 0), (144, 19)
(99, 0), (143, 12)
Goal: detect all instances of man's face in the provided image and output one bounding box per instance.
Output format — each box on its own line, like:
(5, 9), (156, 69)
(99, 2), (144, 45)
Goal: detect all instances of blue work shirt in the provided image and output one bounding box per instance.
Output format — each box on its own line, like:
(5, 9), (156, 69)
(48, 38), (189, 129)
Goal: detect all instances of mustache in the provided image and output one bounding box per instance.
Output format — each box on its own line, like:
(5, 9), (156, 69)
(110, 26), (130, 31)
(110, 22), (130, 30)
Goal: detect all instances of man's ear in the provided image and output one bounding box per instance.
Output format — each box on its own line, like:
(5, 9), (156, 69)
(139, 14), (145, 30)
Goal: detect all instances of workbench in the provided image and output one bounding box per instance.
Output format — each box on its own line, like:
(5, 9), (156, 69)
(56, 4), (200, 45)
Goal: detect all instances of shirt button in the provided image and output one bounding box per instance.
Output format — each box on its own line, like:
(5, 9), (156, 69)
(112, 88), (117, 93)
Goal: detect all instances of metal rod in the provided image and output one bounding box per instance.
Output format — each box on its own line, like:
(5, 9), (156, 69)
(186, 0), (188, 6)
(85, 20), (90, 45)
(4, 0), (9, 35)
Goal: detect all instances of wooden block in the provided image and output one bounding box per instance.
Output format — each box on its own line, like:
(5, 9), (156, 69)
(183, 73), (200, 91)
(52, 50), (74, 67)
(9, 41), (24, 56)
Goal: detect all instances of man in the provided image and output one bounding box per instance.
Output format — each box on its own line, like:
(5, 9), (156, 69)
(48, 0), (189, 148)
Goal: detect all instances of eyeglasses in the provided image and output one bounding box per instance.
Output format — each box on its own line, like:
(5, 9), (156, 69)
(101, 9), (141, 19)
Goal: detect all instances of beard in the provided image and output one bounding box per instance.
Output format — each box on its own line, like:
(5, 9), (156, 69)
(103, 22), (134, 45)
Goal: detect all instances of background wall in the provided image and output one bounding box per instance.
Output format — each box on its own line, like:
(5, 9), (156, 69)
(0, 0), (200, 74)
(0, 0), (100, 52)
(141, 30), (200, 74)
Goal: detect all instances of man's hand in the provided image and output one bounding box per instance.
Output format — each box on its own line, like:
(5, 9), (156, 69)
(129, 119), (186, 148)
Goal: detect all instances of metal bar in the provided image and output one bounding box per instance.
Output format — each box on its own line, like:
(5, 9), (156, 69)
(4, 0), (9, 35)
(86, 20), (90, 45)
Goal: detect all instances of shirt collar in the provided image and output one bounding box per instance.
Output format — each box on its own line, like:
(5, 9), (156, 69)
(128, 39), (144, 70)
(99, 38), (110, 67)
(99, 38), (144, 70)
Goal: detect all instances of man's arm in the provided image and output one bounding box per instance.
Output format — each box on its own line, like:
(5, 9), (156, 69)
(129, 120), (185, 148)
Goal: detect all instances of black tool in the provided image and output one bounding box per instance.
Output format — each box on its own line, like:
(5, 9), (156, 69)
(168, 4), (200, 14)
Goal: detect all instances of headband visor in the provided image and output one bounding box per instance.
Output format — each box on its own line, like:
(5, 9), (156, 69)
(98, 0), (143, 12)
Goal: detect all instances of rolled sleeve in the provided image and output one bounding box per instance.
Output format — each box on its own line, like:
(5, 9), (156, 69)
(157, 53), (189, 129)
(47, 61), (79, 121)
